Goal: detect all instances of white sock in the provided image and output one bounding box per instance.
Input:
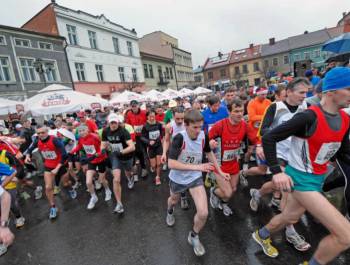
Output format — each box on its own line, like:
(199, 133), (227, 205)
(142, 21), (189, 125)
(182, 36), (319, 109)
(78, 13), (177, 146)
(285, 225), (296, 236)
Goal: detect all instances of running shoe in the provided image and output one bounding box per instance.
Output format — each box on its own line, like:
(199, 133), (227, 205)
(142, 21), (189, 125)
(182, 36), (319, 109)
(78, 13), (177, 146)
(104, 189), (112, 201)
(187, 231), (206, 256)
(252, 230), (278, 258)
(95, 181), (102, 191)
(87, 196), (98, 210)
(113, 203), (124, 214)
(239, 171), (249, 187)
(155, 176), (161, 186)
(69, 189), (77, 199)
(141, 169), (148, 178)
(180, 196), (189, 210)
(15, 216), (25, 228)
(166, 210), (175, 226)
(34, 186), (43, 200)
(222, 203), (233, 216)
(53, 186), (60, 195)
(128, 176), (135, 189)
(270, 197), (281, 210)
(162, 164), (167, 171)
(49, 207), (58, 219)
(286, 233), (311, 252)
(209, 187), (220, 209)
(249, 188), (260, 212)
(0, 244), (7, 256)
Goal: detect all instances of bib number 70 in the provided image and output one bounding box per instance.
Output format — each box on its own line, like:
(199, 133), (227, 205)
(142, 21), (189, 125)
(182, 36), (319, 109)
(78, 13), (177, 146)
(185, 156), (195, 164)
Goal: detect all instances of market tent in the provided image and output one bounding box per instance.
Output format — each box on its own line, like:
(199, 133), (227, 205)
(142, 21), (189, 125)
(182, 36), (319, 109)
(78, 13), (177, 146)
(178, 88), (194, 97)
(24, 84), (109, 116)
(162, 88), (180, 99)
(0, 98), (24, 116)
(142, 89), (168, 102)
(193, 86), (212, 95)
(109, 91), (142, 105)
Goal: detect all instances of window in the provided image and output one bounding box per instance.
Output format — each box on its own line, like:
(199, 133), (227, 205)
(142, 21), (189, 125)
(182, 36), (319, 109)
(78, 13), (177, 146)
(39, 42), (52, 50)
(253, 62), (260, 72)
(112, 37), (120, 54)
(254, 78), (261, 86)
(127, 41), (133, 56)
(75, 63), (86, 81)
(19, 58), (37, 82)
(294, 53), (300, 61)
(118, 67), (125, 82)
(169, 68), (173, 79)
(44, 61), (58, 82)
(264, 60), (269, 68)
(143, 64), (149, 78)
(283, 55), (289, 64)
(132, 68), (138, 82)
(0, 57), (12, 82)
(0, 36), (6, 46)
(67, 25), (78, 45)
(272, 58), (278, 66)
(165, 67), (170, 79)
(148, 64), (154, 78)
(314, 50), (321, 58)
(242, 64), (248, 74)
(234, 66), (240, 75)
(95, 64), (104, 82)
(208, 71), (213, 80)
(304, 52), (310, 60)
(88, 31), (97, 49)
(220, 69), (226, 78)
(14, 38), (30, 47)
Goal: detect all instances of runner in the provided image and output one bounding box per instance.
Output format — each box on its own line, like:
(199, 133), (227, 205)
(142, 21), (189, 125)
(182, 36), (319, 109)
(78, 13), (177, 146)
(220, 87), (237, 110)
(202, 95), (229, 132)
(70, 125), (111, 210)
(252, 67), (350, 265)
(165, 109), (229, 256)
(25, 125), (69, 219)
(208, 98), (258, 216)
(101, 113), (135, 214)
(141, 109), (163, 185)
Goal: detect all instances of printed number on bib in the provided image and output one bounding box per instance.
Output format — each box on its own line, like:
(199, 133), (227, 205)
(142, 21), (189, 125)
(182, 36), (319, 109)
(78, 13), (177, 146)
(83, 145), (96, 155)
(222, 149), (239, 162)
(41, 151), (57, 160)
(134, 125), (143, 134)
(315, 142), (341, 164)
(149, 130), (160, 140)
(179, 151), (202, 165)
(111, 143), (123, 152)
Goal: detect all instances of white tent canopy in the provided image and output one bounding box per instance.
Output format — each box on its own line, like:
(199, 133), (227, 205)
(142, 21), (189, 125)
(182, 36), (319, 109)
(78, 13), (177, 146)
(178, 88), (194, 97)
(0, 98), (24, 116)
(109, 91), (142, 105)
(24, 84), (109, 116)
(193, 86), (212, 95)
(142, 89), (168, 102)
(162, 88), (180, 99)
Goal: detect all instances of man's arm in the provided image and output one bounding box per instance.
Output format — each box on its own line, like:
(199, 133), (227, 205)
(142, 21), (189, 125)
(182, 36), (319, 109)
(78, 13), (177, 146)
(336, 127), (350, 163)
(122, 139), (135, 154)
(259, 103), (277, 136)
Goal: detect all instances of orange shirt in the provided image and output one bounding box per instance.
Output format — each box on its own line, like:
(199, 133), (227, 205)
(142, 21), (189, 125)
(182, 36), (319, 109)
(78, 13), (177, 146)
(247, 98), (271, 136)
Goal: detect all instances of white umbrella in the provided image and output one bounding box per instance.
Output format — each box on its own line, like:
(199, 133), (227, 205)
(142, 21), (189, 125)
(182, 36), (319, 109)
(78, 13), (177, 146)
(0, 98), (24, 116)
(193, 86), (212, 95)
(142, 89), (168, 102)
(24, 84), (109, 116)
(162, 88), (180, 100)
(178, 88), (194, 97)
(109, 91), (142, 105)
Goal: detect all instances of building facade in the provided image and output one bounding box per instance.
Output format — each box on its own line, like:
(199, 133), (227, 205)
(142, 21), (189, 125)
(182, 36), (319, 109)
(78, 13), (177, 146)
(141, 52), (176, 91)
(0, 24), (72, 100)
(22, 2), (145, 98)
(193, 66), (204, 88)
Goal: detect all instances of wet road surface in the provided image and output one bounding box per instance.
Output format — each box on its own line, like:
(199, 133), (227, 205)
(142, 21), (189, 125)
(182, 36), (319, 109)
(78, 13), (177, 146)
(3, 171), (350, 265)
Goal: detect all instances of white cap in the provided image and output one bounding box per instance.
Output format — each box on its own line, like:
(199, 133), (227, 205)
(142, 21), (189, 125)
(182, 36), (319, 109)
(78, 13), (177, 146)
(108, 113), (123, 123)
(184, 102), (191, 109)
(15, 124), (23, 129)
(168, 100), (177, 108)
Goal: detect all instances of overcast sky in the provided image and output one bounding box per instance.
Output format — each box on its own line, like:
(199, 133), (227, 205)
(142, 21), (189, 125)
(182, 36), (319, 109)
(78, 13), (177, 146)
(1, 0), (349, 68)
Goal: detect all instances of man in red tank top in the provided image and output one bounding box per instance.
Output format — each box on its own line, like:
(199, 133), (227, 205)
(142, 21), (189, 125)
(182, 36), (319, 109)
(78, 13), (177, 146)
(208, 98), (258, 216)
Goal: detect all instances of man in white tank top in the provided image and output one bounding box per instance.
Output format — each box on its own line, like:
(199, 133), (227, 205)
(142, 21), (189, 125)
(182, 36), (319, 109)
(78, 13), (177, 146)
(165, 110), (229, 257)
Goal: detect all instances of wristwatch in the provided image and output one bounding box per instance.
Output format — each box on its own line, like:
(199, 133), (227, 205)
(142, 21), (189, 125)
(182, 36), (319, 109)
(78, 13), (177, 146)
(0, 220), (10, 228)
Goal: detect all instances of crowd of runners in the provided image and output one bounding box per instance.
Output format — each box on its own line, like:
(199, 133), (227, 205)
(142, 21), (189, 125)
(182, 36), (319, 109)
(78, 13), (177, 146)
(1, 66), (350, 265)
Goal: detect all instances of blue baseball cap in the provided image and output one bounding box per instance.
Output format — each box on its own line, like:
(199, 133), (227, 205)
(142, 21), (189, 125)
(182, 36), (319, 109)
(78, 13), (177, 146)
(322, 67), (350, 93)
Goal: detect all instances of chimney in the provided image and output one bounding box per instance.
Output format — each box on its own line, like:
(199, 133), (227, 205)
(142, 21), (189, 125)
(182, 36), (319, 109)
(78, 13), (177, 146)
(304, 30), (309, 34)
(218, 51), (223, 58)
(269, 38), (275, 45)
(249, 43), (254, 49)
(51, 0), (56, 3)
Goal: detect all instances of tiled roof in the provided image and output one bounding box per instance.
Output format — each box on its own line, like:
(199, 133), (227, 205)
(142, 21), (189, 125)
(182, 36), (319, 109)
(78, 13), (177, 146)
(288, 28), (331, 50)
(229, 45), (261, 63)
(203, 52), (232, 70)
(261, 39), (289, 56)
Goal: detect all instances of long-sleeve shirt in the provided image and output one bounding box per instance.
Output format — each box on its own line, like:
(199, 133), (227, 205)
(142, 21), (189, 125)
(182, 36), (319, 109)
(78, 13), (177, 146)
(247, 98), (271, 129)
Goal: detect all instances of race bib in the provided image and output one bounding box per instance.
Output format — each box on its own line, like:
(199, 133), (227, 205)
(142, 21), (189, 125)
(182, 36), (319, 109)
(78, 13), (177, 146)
(179, 151), (202, 165)
(41, 151), (57, 160)
(315, 142), (341, 164)
(134, 125), (143, 134)
(149, 130), (160, 140)
(83, 145), (96, 155)
(111, 143), (123, 152)
(222, 149), (239, 162)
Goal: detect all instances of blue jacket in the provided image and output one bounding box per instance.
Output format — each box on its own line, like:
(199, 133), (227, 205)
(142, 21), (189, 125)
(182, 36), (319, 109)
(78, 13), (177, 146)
(202, 106), (228, 132)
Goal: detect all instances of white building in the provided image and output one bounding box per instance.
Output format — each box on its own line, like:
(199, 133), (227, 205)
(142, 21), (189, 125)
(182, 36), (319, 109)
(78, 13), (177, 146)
(22, 1), (145, 98)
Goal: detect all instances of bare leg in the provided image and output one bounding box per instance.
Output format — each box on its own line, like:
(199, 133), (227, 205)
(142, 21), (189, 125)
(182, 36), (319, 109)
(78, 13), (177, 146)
(189, 185), (208, 233)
